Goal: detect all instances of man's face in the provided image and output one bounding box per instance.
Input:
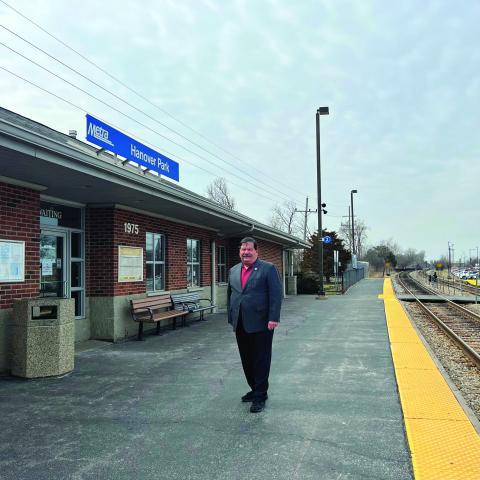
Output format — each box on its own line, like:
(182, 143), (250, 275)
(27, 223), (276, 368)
(239, 242), (258, 267)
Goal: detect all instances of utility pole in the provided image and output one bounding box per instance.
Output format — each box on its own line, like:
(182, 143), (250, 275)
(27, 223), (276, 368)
(295, 197), (317, 241)
(304, 197), (309, 241)
(448, 241), (454, 278)
(448, 242), (450, 275)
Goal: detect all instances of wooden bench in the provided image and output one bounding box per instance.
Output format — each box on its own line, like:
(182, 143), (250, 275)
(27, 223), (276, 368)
(171, 292), (216, 321)
(130, 294), (189, 341)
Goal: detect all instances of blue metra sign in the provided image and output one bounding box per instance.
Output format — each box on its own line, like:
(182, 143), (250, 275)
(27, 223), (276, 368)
(86, 114), (179, 181)
(322, 235), (332, 244)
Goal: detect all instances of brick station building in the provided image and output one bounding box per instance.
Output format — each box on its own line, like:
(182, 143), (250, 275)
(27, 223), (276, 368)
(0, 108), (306, 373)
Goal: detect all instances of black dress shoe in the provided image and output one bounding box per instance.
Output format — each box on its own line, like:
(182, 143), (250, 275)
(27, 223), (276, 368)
(242, 392), (268, 403)
(250, 400), (266, 413)
(241, 391), (255, 402)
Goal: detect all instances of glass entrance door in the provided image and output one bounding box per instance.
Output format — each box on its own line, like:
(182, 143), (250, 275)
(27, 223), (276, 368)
(40, 231), (67, 298)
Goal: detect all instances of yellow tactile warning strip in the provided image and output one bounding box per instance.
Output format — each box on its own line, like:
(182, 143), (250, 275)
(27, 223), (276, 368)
(382, 278), (480, 479)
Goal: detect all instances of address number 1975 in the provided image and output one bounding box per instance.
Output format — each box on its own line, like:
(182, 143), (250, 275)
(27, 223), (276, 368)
(124, 223), (139, 234)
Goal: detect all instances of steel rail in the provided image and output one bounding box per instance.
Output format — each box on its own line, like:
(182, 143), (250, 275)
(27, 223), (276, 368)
(438, 276), (480, 295)
(397, 272), (480, 368)
(420, 269), (480, 295)
(406, 273), (480, 320)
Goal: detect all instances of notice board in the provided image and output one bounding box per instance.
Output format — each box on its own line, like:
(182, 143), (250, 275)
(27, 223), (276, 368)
(0, 239), (25, 282)
(118, 246), (143, 282)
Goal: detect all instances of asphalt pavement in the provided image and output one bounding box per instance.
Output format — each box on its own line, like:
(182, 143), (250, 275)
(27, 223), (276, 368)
(0, 279), (412, 480)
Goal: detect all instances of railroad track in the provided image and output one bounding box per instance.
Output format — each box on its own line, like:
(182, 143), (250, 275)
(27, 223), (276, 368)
(416, 270), (480, 296)
(437, 276), (480, 296)
(396, 271), (433, 296)
(396, 272), (480, 368)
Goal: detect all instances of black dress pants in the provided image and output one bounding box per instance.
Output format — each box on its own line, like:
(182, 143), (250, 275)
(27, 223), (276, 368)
(235, 314), (274, 400)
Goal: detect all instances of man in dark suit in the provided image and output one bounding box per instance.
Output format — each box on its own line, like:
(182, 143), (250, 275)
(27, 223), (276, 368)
(227, 237), (283, 413)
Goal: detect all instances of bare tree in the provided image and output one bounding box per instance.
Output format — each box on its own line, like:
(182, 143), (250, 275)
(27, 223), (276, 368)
(396, 248), (426, 268)
(355, 222), (368, 258)
(206, 177), (236, 210)
(364, 245), (397, 273)
(270, 201), (302, 236)
(380, 238), (401, 256)
(270, 201), (304, 275)
(339, 218), (368, 258)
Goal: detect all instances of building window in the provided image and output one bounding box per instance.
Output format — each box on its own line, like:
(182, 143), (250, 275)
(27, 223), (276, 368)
(218, 246), (227, 283)
(146, 233), (165, 292)
(187, 239), (200, 287)
(70, 230), (85, 317)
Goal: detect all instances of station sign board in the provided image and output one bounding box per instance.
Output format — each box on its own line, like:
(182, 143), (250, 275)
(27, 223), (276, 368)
(86, 114), (179, 181)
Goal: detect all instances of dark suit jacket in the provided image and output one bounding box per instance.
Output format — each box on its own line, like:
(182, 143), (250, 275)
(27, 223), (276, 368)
(227, 259), (283, 333)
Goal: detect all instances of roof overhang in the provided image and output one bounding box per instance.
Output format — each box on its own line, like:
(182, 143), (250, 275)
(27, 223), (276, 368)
(0, 111), (309, 249)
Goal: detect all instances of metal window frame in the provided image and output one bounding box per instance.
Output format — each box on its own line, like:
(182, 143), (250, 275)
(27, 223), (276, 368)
(145, 232), (166, 292)
(187, 238), (200, 287)
(217, 245), (227, 284)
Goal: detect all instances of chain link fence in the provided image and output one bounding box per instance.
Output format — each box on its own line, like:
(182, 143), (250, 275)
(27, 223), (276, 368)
(342, 267), (366, 293)
(296, 266), (367, 295)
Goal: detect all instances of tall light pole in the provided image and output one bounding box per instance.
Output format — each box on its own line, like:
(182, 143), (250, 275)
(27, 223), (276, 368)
(348, 206), (352, 251)
(350, 189), (358, 256)
(316, 106), (329, 296)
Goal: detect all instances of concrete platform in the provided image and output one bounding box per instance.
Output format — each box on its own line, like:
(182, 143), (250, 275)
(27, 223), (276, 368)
(0, 279), (412, 479)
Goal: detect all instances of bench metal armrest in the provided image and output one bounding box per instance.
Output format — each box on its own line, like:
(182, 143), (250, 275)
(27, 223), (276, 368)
(198, 298), (215, 306)
(172, 302), (191, 311)
(181, 301), (199, 312)
(132, 306), (154, 321)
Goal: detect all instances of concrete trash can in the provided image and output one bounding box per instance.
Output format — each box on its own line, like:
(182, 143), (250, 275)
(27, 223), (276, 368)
(11, 297), (75, 378)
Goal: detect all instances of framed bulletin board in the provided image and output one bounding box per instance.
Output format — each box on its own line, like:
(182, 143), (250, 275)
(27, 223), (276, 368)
(0, 239), (25, 283)
(118, 246), (143, 282)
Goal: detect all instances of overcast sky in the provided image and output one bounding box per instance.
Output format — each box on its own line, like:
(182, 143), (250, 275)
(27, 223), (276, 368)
(1, 0), (479, 261)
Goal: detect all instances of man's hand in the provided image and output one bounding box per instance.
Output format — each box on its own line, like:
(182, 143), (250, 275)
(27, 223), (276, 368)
(268, 321), (279, 330)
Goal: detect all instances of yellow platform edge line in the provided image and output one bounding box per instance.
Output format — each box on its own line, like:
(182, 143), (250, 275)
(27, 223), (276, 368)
(382, 278), (480, 480)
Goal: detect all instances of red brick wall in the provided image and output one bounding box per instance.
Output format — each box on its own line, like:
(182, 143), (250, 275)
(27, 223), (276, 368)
(112, 209), (144, 296)
(0, 193), (286, 305)
(86, 207), (115, 296)
(257, 239), (283, 274)
(0, 182), (40, 309)
(227, 237), (283, 275)
(86, 207), (218, 296)
(227, 238), (240, 270)
(0, 184), (286, 309)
